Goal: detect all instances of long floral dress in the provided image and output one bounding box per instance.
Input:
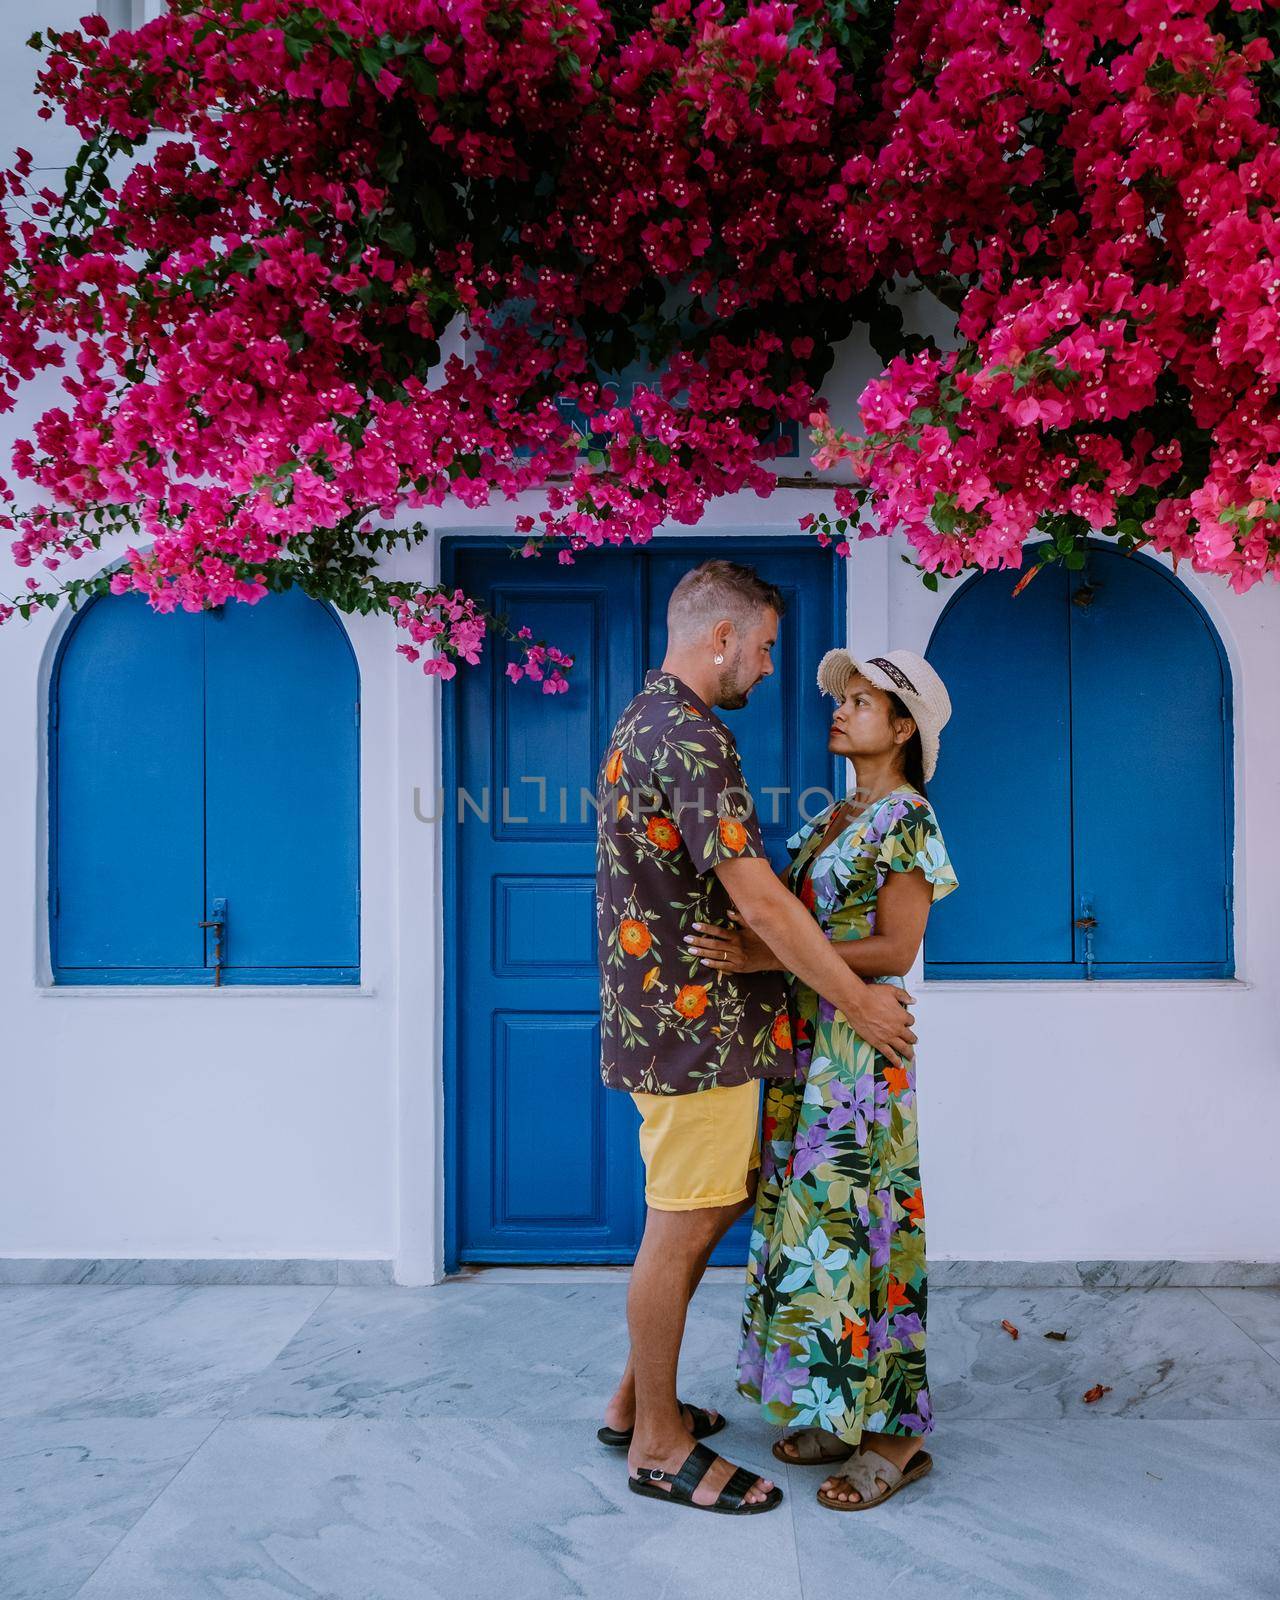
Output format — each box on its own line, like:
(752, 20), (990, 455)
(736, 785), (958, 1447)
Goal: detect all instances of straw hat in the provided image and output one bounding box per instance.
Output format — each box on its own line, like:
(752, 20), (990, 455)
(816, 648), (952, 783)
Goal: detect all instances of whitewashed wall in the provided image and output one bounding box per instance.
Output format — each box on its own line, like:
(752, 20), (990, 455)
(1, 1), (1277, 1281)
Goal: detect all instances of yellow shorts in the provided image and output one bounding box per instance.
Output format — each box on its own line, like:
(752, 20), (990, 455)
(630, 1079), (761, 1212)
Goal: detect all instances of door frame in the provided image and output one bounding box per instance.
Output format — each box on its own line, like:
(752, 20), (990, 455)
(440, 531), (849, 1271)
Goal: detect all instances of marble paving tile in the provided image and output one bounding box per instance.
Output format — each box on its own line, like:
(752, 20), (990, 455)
(227, 1282), (642, 1421)
(74, 1417), (803, 1600)
(0, 1417), (218, 1600)
(925, 1286), (1280, 1420)
(0, 1287), (334, 1420)
(788, 1421), (1280, 1600)
(928, 1259), (1280, 1289)
(1202, 1288), (1280, 1363)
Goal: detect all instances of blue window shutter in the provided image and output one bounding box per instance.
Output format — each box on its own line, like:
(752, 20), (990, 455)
(925, 559), (1074, 967)
(202, 587), (359, 976)
(1068, 549), (1230, 969)
(51, 594), (205, 976)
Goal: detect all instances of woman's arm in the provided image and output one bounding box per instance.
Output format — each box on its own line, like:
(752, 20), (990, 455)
(686, 865), (935, 979)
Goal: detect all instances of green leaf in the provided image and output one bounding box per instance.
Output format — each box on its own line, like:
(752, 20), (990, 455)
(403, 56), (438, 95)
(376, 143), (404, 183)
(379, 216), (416, 255)
(358, 44), (389, 79)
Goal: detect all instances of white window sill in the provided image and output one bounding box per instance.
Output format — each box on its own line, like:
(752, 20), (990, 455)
(915, 978), (1250, 994)
(36, 984), (380, 998)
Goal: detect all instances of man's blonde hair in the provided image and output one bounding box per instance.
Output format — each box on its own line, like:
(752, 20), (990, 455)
(667, 559), (785, 644)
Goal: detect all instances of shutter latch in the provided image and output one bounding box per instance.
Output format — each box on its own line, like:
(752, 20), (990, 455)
(198, 897), (228, 987)
(1073, 896), (1097, 980)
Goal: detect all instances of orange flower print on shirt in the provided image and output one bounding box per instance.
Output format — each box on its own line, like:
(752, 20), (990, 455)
(673, 983), (711, 1020)
(886, 1276), (910, 1311)
(770, 1012), (792, 1051)
(605, 748), (624, 784)
(619, 919), (652, 958)
(646, 815), (681, 851)
(718, 817), (748, 853)
(903, 1188), (925, 1228)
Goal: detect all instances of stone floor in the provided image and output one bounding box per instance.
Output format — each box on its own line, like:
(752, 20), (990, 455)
(2, 1275), (1278, 1599)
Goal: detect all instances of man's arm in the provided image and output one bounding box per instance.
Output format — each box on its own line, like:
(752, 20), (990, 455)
(716, 865), (932, 979)
(714, 856), (917, 1068)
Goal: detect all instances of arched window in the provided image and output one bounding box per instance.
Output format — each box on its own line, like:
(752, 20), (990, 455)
(49, 587), (360, 985)
(924, 543), (1233, 980)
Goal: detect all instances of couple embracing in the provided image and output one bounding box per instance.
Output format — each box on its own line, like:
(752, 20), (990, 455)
(593, 559), (958, 1517)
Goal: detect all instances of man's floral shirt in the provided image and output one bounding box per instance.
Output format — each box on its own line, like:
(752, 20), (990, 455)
(595, 670), (795, 1095)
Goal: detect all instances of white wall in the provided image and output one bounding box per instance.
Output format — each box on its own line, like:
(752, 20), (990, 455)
(1, 1), (1277, 1278)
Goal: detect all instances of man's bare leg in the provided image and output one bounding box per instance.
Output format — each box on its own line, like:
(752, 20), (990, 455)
(603, 1174), (756, 1435)
(622, 1197), (773, 1508)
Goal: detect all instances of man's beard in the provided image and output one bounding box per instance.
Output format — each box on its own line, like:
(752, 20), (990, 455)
(716, 646), (751, 710)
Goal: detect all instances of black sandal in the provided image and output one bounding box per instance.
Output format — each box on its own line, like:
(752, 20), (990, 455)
(628, 1440), (783, 1515)
(597, 1401), (725, 1448)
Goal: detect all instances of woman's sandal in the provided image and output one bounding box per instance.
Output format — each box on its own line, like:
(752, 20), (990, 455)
(816, 1446), (933, 1512)
(771, 1427), (855, 1466)
(597, 1401), (724, 1448)
(629, 1440), (783, 1516)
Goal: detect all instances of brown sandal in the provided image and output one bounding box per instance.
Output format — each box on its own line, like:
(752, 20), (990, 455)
(771, 1427), (855, 1466)
(816, 1446), (933, 1511)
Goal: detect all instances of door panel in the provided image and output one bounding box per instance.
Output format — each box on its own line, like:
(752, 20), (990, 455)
(451, 550), (645, 1262)
(52, 594), (205, 974)
(204, 587), (359, 975)
(925, 559), (1074, 967)
(448, 538), (843, 1264)
(1069, 551), (1229, 967)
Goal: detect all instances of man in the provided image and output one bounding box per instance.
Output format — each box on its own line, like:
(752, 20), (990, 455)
(594, 558), (917, 1515)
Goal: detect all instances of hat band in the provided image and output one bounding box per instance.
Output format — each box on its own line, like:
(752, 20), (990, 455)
(866, 656), (919, 696)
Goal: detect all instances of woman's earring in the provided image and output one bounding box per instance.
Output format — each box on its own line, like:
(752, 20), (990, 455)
(713, 653), (724, 664)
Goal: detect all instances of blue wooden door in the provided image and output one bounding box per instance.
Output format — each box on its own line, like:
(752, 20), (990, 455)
(446, 538), (843, 1265)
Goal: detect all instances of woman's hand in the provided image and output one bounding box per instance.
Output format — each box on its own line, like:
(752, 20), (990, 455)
(685, 911), (781, 974)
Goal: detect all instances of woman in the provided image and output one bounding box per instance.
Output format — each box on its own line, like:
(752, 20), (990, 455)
(686, 647), (957, 1512)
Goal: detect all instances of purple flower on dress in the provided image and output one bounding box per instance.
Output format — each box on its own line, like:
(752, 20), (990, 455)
(827, 1076), (873, 1141)
(760, 1139), (788, 1185)
(891, 1311), (924, 1346)
(791, 1122), (839, 1180)
(868, 1209), (895, 1268)
(737, 1328), (764, 1389)
(761, 1342), (810, 1409)
(900, 1386), (934, 1435)
(865, 1311), (891, 1361)
(873, 1076), (892, 1128)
